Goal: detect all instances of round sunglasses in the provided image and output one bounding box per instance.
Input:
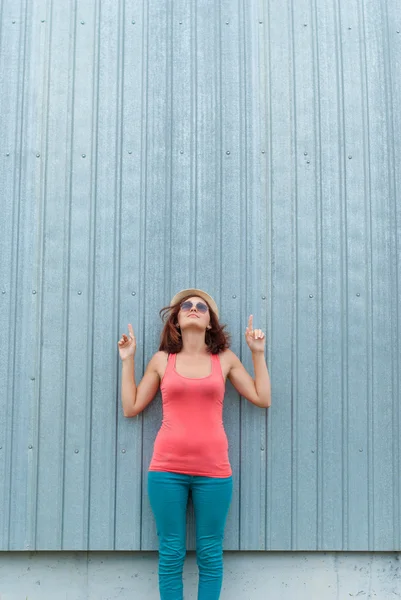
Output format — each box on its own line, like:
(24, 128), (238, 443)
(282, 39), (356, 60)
(180, 300), (209, 313)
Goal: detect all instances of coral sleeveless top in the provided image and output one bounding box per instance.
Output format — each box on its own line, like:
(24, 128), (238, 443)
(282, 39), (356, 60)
(148, 352), (232, 477)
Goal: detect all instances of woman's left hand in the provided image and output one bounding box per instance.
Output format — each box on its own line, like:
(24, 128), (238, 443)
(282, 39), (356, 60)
(245, 315), (266, 353)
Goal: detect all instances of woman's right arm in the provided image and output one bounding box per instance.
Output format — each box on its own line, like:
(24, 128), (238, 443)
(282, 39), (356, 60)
(121, 353), (161, 418)
(118, 323), (163, 417)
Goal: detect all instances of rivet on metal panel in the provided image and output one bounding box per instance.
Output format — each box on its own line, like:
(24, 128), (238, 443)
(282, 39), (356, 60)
(261, 150), (265, 154)
(36, 153), (40, 158)
(232, 295), (236, 299)
(132, 291), (136, 296)
(259, 21), (263, 24)
(180, 150), (184, 154)
(30, 377), (35, 381)
(12, 21), (16, 24)
(75, 449), (79, 453)
(304, 151), (308, 156)
(356, 292), (360, 297)
(179, 21), (182, 24)
(304, 23), (307, 27)
(348, 27), (351, 30)
(132, 21), (136, 24)
(81, 21), (85, 24)
(262, 296), (266, 300)
(78, 291), (82, 295)
(32, 290), (37, 294)
(122, 449), (126, 453)
(6, 152), (10, 156)
(29, 445), (33, 449)
(82, 153), (86, 158)
(306, 160), (310, 164)
(226, 151), (230, 155)
(261, 446), (265, 451)
(226, 21), (229, 25)
(397, 30), (400, 33)
(348, 155), (352, 159)
(2, 290), (5, 294)
(41, 20), (45, 23)
(309, 294), (313, 298)
(311, 450), (315, 453)
(128, 150), (132, 154)
(359, 448), (363, 452)
(0, 447), (2, 450)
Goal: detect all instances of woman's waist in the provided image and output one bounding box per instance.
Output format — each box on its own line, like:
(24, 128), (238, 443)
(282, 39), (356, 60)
(154, 422), (228, 449)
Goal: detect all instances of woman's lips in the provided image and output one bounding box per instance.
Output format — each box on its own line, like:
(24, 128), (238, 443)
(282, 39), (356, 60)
(188, 314), (199, 318)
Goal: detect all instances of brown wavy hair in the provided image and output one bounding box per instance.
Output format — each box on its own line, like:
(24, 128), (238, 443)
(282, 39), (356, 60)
(158, 294), (231, 354)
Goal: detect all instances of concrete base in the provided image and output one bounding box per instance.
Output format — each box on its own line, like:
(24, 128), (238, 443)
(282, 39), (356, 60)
(0, 551), (400, 599)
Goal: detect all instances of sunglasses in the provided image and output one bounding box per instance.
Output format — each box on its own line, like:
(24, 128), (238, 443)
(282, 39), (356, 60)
(180, 300), (209, 313)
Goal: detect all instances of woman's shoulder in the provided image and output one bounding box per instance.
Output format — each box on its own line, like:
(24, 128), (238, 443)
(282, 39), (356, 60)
(217, 348), (238, 366)
(152, 350), (169, 363)
(218, 348), (236, 356)
(148, 350), (169, 368)
(148, 351), (169, 378)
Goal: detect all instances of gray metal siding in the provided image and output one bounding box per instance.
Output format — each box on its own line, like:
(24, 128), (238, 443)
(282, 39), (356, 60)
(0, 0), (399, 552)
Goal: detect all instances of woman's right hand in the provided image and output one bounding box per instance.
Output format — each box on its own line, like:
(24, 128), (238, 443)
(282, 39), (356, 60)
(118, 323), (136, 361)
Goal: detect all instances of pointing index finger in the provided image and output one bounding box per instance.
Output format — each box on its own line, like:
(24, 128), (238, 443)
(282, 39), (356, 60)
(128, 323), (135, 337)
(247, 315), (253, 330)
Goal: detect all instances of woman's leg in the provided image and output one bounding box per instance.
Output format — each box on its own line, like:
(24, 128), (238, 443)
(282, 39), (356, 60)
(148, 471), (190, 600)
(191, 475), (233, 600)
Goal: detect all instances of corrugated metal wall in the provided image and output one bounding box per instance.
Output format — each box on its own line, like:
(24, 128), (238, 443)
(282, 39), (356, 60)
(259, 0), (401, 551)
(0, 0), (399, 552)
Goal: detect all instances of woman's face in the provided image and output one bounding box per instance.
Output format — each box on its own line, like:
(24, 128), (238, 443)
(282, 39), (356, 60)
(176, 296), (211, 331)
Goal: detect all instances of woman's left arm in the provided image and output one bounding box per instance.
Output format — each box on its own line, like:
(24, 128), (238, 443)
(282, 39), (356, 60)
(226, 315), (271, 408)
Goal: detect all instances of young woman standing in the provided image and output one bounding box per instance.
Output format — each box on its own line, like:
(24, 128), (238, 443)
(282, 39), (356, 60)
(118, 288), (271, 600)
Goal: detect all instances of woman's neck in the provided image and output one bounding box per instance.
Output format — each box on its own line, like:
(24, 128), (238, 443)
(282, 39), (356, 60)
(180, 331), (208, 355)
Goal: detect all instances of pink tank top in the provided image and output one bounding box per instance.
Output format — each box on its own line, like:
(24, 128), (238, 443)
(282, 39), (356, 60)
(148, 352), (232, 477)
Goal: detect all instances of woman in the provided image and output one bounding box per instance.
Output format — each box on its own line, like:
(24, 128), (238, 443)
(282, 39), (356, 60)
(118, 288), (271, 600)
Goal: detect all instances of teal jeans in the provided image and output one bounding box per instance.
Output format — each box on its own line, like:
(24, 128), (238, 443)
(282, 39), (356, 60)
(148, 471), (233, 600)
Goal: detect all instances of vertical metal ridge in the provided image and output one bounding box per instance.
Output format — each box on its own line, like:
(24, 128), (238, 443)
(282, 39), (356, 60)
(7, 0), (18, 551)
(113, 0), (125, 551)
(60, 0), (77, 549)
(48, 0), (68, 548)
(334, 0), (348, 549)
(87, 0), (102, 548)
(238, 0), (244, 304)
(238, 0), (244, 548)
(166, 0), (173, 301)
(34, 0), (54, 547)
(169, 0), (174, 300)
(5, 0), (26, 550)
(237, 0), (247, 547)
(358, 0), (374, 549)
(191, 1), (196, 282)
(311, 0), (324, 549)
(381, 0), (400, 551)
(215, 1), (221, 303)
(138, 0), (149, 549)
(30, 0), (44, 545)
(0, 1), (4, 49)
(256, 0), (266, 549)
(193, 2), (197, 283)
(78, 0), (92, 549)
(244, 0), (266, 549)
(217, 0), (222, 308)
(289, 0), (298, 549)
(258, 0), (268, 547)
(264, 0), (273, 552)
(5, 197), (15, 546)
(47, 0), (63, 549)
